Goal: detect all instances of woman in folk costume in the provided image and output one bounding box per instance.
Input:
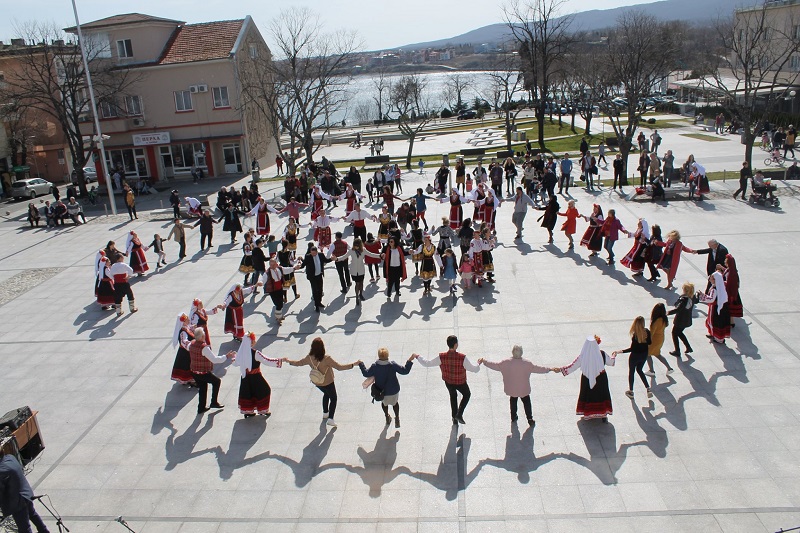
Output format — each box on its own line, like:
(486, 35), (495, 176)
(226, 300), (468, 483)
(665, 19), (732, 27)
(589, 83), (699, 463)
(409, 219), (424, 275)
(467, 232), (485, 287)
(580, 204), (604, 256)
(469, 182), (487, 222)
(440, 188), (468, 230)
(413, 233), (442, 295)
(620, 218), (651, 276)
(341, 183), (363, 217)
(239, 233), (255, 285)
(473, 188), (502, 232)
(654, 229), (695, 290)
(557, 336), (615, 421)
(246, 197), (279, 236)
(126, 231), (149, 276)
(308, 185), (332, 222)
(365, 233), (383, 283)
(376, 205), (393, 243)
(310, 208), (333, 250)
(236, 332), (283, 418)
(479, 227), (497, 283)
(190, 299), (221, 347)
(723, 254), (743, 327)
(220, 283), (255, 341)
(258, 258), (298, 324)
(539, 196), (560, 244)
(277, 239), (300, 301)
(95, 251), (115, 310)
(170, 313), (196, 386)
(184, 196), (202, 217)
(558, 199), (581, 249)
(700, 271), (731, 344)
(282, 217), (301, 257)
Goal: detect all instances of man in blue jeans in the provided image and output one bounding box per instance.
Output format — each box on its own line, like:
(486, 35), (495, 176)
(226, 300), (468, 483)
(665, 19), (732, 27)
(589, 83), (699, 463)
(0, 451), (50, 533)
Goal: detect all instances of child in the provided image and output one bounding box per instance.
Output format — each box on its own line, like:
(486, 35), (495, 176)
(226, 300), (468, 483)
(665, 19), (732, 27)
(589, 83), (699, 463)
(366, 177), (375, 204)
(149, 234), (166, 267)
(459, 254), (474, 289)
(266, 234), (279, 258)
(425, 183), (435, 194)
(418, 159), (425, 174)
(466, 175), (473, 193)
(239, 233), (255, 285)
(442, 248), (458, 294)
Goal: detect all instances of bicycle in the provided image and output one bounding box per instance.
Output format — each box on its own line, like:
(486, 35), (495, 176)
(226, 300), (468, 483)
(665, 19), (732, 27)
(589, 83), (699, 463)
(764, 152), (786, 167)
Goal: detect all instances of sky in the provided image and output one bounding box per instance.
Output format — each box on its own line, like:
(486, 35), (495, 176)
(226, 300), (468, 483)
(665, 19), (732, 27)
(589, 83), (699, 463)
(2, 0), (661, 52)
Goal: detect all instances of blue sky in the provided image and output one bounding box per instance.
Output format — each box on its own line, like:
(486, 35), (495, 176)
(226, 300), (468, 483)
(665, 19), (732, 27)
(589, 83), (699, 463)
(3, 0), (659, 51)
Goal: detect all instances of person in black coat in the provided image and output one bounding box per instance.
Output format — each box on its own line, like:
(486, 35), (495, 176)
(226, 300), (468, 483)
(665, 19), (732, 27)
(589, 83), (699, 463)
(217, 203), (243, 243)
(194, 210), (220, 250)
(169, 190), (181, 219)
(301, 246), (333, 312)
(668, 282), (695, 358)
(695, 239), (728, 289)
(539, 196), (560, 244)
(0, 452), (50, 533)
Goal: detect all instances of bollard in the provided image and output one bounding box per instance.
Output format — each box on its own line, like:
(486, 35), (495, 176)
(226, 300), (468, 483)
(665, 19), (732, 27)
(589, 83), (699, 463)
(104, 204), (108, 217)
(160, 200), (164, 209)
(723, 170), (726, 183)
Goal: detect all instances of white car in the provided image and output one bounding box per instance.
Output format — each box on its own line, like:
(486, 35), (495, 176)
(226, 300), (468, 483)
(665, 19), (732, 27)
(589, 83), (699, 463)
(11, 178), (54, 200)
(71, 167), (97, 184)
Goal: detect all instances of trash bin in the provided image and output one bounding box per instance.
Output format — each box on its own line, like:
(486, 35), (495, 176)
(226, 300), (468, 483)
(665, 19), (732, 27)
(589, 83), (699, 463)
(252, 170), (260, 182)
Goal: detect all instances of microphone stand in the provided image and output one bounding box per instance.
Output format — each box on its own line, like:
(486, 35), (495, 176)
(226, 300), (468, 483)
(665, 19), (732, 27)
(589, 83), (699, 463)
(33, 495), (69, 533)
(116, 516), (137, 532)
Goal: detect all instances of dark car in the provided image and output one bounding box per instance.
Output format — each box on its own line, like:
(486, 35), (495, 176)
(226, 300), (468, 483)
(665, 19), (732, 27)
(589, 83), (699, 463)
(457, 110), (477, 120)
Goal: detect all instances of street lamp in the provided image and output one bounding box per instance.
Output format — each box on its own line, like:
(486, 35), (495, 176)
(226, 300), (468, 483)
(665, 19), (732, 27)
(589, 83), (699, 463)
(70, 0), (116, 214)
(790, 90), (797, 115)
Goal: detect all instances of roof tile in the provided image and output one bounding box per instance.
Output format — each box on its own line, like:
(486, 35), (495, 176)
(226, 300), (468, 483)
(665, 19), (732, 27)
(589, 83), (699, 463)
(158, 20), (244, 65)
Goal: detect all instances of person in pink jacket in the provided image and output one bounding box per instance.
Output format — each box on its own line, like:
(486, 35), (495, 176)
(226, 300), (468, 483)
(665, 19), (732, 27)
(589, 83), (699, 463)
(478, 345), (555, 427)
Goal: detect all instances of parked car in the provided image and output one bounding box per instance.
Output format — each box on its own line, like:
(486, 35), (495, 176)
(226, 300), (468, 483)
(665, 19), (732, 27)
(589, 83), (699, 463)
(457, 110), (477, 120)
(11, 178), (54, 200)
(71, 167), (97, 184)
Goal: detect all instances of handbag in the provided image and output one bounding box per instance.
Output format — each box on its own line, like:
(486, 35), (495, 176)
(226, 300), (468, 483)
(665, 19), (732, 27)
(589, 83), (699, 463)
(309, 359), (326, 385)
(370, 383), (385, 403)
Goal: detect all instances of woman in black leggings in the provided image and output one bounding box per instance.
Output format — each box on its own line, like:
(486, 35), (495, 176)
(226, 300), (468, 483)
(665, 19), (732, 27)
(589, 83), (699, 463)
(613, 316), (652, 399)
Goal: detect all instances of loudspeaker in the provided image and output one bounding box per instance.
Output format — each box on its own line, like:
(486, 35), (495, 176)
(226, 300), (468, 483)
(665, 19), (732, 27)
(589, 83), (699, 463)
(0, 406), (32, 432)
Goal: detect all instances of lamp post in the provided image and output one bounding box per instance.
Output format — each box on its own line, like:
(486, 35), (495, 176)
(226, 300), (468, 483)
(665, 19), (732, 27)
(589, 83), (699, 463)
(70, 0), (116, 214)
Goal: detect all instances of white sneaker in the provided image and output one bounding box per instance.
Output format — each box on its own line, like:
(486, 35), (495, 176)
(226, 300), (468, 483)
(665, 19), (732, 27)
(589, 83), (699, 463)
(666, 369), (674, 375)
(326, 419), (337, 427)
(644, 371), (655, 377)
(322, 413), (329, 419)
(646, 388), (654, 398)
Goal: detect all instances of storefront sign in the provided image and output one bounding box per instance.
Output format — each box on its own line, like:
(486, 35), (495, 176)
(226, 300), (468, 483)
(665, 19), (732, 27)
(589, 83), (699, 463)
(133, 132), (171, 146)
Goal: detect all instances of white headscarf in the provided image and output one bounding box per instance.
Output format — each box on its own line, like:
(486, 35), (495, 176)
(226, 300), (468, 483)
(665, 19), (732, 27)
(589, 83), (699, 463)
(185, 197), (201, 209)
(711, 271), (728, 314)
(236, 332), (255, 378)
(640, 218), (650, 240)
(125, 231), (135, 254)
(95, 251), (105, 277)
(692, 162), (706, 176)
(189, 298), (201, 321)
(172, 314), (188, 348)
(577, 336), (605, 389)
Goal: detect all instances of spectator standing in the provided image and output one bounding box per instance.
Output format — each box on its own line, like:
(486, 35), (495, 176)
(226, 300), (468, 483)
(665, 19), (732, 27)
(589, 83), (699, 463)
(784, 125), (796, 159)
(662, 150), (675, 187)
(597, 142), (607, 166)
(124, 185), (137, 220)
(733, 161), (752, 201)
(650, 130), (662, 155)
(612, 153), (625, 190)
(167, 218), (191, 260)
(0, 451), (51, 533)
(169, 189), (181, 219)
(275, 154), (284, 175)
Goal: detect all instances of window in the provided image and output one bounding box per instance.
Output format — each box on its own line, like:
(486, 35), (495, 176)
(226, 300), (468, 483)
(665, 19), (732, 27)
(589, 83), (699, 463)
(791, 56), (800, 72)
(212, 86), (230, 108)
(174, 90), (193, 112)
(794, 25), (800, 40)
(116, 39), (133, 58)
(100, 99), (119, 119)
(249, 43), (258, 59)
(125, 95), (143, 116)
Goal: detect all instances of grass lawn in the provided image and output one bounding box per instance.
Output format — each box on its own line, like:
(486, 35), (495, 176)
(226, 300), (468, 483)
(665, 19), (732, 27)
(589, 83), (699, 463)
(680, 133), (728, 142)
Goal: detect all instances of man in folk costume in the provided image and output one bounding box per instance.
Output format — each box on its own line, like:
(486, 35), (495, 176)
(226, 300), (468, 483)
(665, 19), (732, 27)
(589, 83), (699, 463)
(236, 332), (283, 418)
(246, 197), (279, 236)
(184, 196), (202, 217)
(440, 188), (469, 230)
(310, 208), (333, 250)
(189, 328), (235, 414)
(126, 231), (149, 276)
(700, 271), (731, 344)
(109, 253), (138, 316)
(95, 251), (115, 311)
(258, 258), (299, 324)
(341, 202), (373, 243)
(557, 335), (615, 421)
(474, 188), (502, 232)
(171, 313), (195, 386)
(220, 283), (255, 341)
(414, 335), (480, 425)
(329, 232), (352, 293)
(189, 299), (221, 347)
(468, 183), (487, 222)
(309, 184), (333, 222)
(341, 183), (363, 218)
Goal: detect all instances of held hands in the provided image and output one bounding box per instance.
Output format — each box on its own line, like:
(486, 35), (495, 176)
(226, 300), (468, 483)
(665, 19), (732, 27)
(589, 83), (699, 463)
(551, 367), (561, 373)
(612, 351), (619, 357)
(354, 360), (362, 366)
(410, 353), (420, 360)
(281, 357), (289, 363)
(477, 358), (485, 365)
(226, 350), (236, 358)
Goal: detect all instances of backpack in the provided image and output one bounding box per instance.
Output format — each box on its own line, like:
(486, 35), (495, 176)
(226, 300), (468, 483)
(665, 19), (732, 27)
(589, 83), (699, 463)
(309, 358), (326, 385)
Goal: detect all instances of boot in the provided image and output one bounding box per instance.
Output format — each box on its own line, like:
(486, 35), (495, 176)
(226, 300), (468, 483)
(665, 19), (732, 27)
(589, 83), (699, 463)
(116, 304), (123, 317)
(275, 311), (283, 323)
(129, 300), (138, 313)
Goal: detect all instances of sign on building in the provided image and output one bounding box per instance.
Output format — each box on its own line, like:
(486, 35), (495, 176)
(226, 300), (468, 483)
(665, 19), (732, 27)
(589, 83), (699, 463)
(133, 132), (171, 146)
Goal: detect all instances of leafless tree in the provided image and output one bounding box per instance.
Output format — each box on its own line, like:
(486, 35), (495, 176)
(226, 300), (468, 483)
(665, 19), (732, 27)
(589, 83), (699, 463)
(442, 73), (469, 112)
(486, 54), (525, 152)
(371, 68), (390, 122)
(566, 43), (610, 135)
(504, 0), (574, 149)
(597, 12), (681, 180)
(0, 21), (141, 194)
(706, 6), (800, 166)
(239, 7), (361, 175)
(352, 101), (374, 124)
(390, 74), (435, 169)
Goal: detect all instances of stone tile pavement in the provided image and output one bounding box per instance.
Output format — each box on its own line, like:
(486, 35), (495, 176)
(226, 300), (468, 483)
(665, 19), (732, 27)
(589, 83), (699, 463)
(1, 169), (799, 532)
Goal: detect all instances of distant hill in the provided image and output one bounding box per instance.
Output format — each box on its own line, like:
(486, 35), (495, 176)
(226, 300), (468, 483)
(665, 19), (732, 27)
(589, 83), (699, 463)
(395, 0), (746, 50)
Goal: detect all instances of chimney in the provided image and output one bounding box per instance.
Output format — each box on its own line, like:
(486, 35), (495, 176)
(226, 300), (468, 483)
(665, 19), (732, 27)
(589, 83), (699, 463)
(52, 39), (65, 47)
(10, 38), (25, 47)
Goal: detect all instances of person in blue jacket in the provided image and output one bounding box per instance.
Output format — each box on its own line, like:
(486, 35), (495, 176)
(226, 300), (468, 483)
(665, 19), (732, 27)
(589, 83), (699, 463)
(0, 451), (50, 533)
(359, 348), (415, 428)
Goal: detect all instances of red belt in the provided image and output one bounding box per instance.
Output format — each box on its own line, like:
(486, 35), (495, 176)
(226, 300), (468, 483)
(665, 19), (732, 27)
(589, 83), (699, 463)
(113, 275), (128, 283)
(246, 368), (261, 375)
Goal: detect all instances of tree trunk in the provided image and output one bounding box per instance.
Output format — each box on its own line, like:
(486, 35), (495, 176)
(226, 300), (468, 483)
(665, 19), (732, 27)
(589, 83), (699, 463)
(570, 112), (576, 134)
(584, 116), (593, 136)
(537, 108), (546, 149)
(742, 120), (754, 168)
(405, 134), (416, 170)
(505, 112), (513, 152)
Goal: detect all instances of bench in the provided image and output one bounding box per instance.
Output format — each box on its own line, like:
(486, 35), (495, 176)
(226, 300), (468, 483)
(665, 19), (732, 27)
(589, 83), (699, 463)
(496, 150), (514, 159)
(364, 155), (390, 165)
(460, 147), (486, 156)
(700, 119), (716, 132)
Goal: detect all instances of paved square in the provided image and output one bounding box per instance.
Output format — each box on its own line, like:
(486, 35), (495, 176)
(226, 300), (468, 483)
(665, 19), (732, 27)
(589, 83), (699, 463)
(2, 169), (800, 533)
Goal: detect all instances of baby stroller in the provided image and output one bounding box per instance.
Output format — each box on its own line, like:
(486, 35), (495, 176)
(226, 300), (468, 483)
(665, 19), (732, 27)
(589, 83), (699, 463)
(749, 177), (780, 207)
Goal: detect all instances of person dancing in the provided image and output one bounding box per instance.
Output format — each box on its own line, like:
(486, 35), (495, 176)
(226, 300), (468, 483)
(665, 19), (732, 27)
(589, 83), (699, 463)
(556, 335), (615, 421)
(236, 332), (283, 418)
